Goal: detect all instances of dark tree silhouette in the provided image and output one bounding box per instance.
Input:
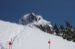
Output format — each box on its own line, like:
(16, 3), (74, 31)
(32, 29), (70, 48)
(59, 25), (65, 37)
(53, 24), (60, 36)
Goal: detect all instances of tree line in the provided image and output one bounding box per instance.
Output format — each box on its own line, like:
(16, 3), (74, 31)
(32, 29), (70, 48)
(53, 21), (75, 42)
(35, 21), (75, 42)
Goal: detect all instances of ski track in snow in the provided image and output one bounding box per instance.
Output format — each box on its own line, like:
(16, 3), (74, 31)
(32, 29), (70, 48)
(0, 20), (75, 49)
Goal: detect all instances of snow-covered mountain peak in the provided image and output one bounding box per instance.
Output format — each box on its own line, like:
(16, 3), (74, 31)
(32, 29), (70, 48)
(19, 13), (52, 26)
(19, 13), (41, 25)
(19, 13), (53, 33)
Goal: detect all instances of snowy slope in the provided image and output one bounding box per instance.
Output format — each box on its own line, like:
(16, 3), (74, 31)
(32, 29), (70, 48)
(0, 20), (75, 49)
(0, 20), (24, 49)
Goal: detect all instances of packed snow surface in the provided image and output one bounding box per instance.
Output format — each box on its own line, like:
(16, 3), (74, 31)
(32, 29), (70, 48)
(0, 20), (75, 49)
